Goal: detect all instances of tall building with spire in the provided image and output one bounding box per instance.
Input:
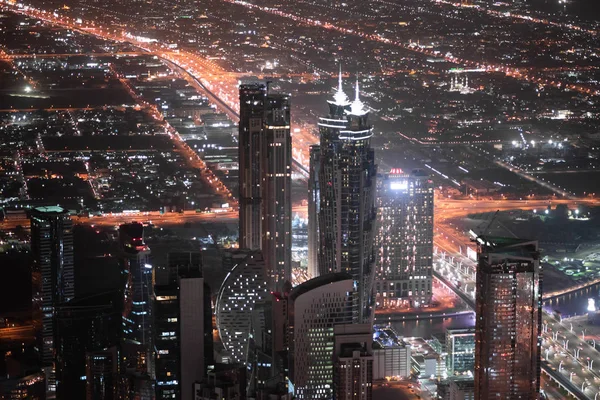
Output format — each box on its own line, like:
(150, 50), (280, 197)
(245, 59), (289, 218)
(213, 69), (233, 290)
(238, 80), (292, 290)
(309, 69), (378, 324)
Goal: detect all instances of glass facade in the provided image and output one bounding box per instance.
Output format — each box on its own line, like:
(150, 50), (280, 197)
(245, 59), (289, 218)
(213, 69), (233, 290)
(375, 170), (434, 307)
(474, 238), (541, 399)
(445, 328), (475, 375)
(312, 76), (377, 324)
(238, 81), (291, 291)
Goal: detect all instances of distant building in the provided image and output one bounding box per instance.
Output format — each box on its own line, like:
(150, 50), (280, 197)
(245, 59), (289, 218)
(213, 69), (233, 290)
(238, 81), (291, 291)
(376, 169), (434, 307)
(119, 223), (154, 376)
(30, 206), (74, 396)
(216, 251), (269, 364)
(445, 328), (475, 376)
(289, 273), (354, 400)
(372, 326), (412, 380)
(474, 237), (541, 400)
(155, 253), (213, 400)
(333, 324), (373, 400)
(312, 70), (378, 324)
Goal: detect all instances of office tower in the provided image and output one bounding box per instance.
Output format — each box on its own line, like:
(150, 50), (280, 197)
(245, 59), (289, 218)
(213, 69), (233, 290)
(446, 328), (475, 376)
(86, 347), (120, 400)
(30, 205), (74, 395)
(119, 223), (154, 379)
(249, 286), (292, 397)
(155, 285), (179, 400)
(474, 237), (541, 400)
(333, 324), (373, 400)
(216, 251), (269, 364)
(375, 169), (434, 308)
(313, 71), (378, 324)
(238, 81), (292, 291)
(307, 145), (320, 279)
(155, 253), (213, 400)
(289, 273), (354, 400)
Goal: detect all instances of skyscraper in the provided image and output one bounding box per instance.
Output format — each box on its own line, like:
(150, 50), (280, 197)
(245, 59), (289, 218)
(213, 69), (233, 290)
(289, 273), (354, 400)
(307, 145), (320, 279)
(30, 206), (74, 395)
(375, 169), (434, 307)
(119, 223), (154, 376)
(238, 81), (292, 290)
(333, 324), (374, 400)
(312, 71), (378, 324)
(474, 237), (541, 400)
(155, 253), (213, 400)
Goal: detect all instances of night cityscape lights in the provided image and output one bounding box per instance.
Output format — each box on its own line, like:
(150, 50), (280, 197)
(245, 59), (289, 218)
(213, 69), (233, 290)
(0, 0), (600, 398)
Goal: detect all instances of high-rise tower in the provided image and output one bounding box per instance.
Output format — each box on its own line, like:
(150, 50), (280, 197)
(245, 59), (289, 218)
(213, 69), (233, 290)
(474, 237), (542, 400)
(312, 70), (378, 323)
(238, 81), (291, 290)
(119, 223), (154, 376)
(30, 206), (74, 395)
(375, 169), (434, 308)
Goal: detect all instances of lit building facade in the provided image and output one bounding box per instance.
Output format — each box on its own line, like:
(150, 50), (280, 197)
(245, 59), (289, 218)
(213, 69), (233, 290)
(446, 328), (475, 376)
(216, 251), (269, 364)
(30, 206), (74, 395)
(238, 81), (292, 291)
(376, 169), (434, 307)
(289, 273), (354, 400)
(333, 324), (373, 400)
(474, 237), (541, 400)
(312, 71), (378, 324)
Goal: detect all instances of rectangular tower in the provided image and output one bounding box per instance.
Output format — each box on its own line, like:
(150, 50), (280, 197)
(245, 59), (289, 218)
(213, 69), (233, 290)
(376, 169), (434, 308)
(238, 81), (291, 290)
(307, 144), (321, 279)
(474, 237), (541, 400)
(333, 324), (374, 400)
(155, 254), (213, 400)
(30, 206), (74, 395)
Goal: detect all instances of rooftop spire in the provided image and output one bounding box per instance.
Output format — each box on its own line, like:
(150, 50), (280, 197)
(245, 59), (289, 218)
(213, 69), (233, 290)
(332, 63), (349, 106)
(348, 76), (367, 116)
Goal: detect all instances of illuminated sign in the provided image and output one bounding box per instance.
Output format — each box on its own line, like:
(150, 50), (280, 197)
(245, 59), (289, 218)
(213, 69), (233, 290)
(390, 181), (408, 190)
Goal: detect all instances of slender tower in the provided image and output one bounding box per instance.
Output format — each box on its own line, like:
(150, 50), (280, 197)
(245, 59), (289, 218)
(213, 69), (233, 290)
(30, 206), (74, 396)
(314, 70), (378, 323)
(238, 81), (292, 290)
